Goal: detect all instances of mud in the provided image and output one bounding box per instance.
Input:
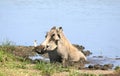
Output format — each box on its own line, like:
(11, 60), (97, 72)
(12, 46), (35, 58)
(85, 64), (114, 70)
(73, 44), (92, 56)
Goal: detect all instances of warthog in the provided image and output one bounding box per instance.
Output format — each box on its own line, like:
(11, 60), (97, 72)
(33, 26), (87, 66)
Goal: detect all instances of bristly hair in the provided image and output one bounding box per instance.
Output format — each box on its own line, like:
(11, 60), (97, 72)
(51, 26), (56, 30)
(59, 27), (63, 31)
(59, 27), (62, 29)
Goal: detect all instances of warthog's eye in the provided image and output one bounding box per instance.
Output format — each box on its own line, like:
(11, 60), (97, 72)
(51, 34), (55, 37)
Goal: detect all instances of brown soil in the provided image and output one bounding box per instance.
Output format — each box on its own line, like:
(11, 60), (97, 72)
(53, 70), (115, 76)
(12, 46), (35, 58)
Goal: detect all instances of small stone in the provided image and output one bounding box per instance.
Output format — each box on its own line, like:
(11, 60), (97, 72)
(88, 65), (94, 69)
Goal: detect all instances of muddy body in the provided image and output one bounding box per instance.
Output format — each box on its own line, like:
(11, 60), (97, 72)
(33, 26), (86, 66)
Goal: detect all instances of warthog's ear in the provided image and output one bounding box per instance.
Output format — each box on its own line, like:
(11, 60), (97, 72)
(58, 27), (63, 32)
(51, 26), (56, 30)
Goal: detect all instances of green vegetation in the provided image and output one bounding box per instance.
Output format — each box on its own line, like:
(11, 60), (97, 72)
(0, 40), (112, 76)
(0, 39), (15, 52)
(0, 40), (33, 76)
(69, 70), (103, 76)
(0, 41), (15, 63)
(0, 72), (4, 76)
(114, 66), (120, 75)
(35, 61), (56, 75)
(35, 61), (70, 76)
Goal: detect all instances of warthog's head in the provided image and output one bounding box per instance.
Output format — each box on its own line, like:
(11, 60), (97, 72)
(41, 26), (61, 51)
(32, 45), (46, 54)
(33, 26), (62, 54)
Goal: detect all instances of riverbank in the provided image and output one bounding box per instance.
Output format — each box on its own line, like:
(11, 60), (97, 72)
(0, 41), (120, 76)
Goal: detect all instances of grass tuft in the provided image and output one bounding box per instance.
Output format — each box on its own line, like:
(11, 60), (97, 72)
(69, 70), (104, 76)
(0, 39), (15, 53)
(35, 61), (70, 76)
(0, 72), (4, 76)
(114, 66), (120, 75)
(35, 61), (57, 76)
(0, 40), (26, 65)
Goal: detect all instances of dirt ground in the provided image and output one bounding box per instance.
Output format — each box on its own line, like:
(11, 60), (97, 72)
(53, 70), (114, 76)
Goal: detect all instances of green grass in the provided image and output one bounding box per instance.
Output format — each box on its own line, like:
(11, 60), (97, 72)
(0, 46), (15, 64)
(0, 40), (109, 76)
(69, 70), (103, 76)
(35, 61), (70, 76)
(114, 66), (120, 75)
(0, 40), (22, 64)
(35, 61), (55, 75)
(0, 40), (29, 68)
(35, 61), (104, 76)
(0, 40), (33, 76)
(0, 72), (4, 76)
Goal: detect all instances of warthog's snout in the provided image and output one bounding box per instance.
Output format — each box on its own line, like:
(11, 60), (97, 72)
(43, 44), (50, 50)
(33, 45), (47, 54)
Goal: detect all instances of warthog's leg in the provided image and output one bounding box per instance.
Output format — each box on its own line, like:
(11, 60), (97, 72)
(62, 58), (68, 67)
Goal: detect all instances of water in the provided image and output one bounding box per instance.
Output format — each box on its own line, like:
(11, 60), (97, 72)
(29, 53), (120, 69)
(87, 50), (120, 69)
(29, 54), (50, 62)
(87, 56), (120, 69)
(1, 0), (120, 69)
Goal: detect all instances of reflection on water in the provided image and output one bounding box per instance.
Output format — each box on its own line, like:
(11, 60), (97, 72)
(30, 54), (120, 69)
(29, 54), (50, 62)
(87, 56), (120, 69)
